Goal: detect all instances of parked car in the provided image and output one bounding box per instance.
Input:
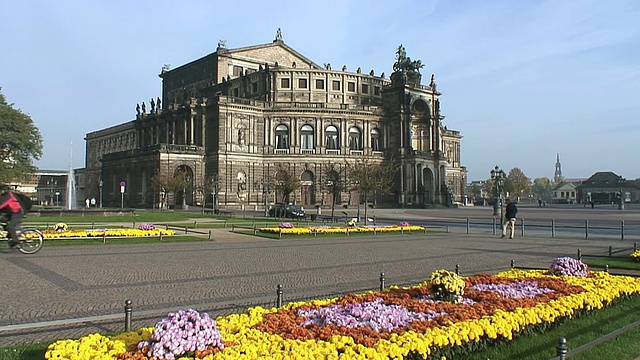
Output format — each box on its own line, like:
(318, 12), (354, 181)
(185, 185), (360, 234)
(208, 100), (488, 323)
(268, 204), (305, 219)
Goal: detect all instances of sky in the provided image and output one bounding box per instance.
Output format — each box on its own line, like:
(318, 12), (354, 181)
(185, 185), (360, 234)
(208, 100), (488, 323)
(1, 0), (639, 182)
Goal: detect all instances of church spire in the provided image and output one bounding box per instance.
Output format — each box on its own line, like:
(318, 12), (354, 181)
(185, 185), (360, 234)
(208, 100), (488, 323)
(554, 152), (563, 183)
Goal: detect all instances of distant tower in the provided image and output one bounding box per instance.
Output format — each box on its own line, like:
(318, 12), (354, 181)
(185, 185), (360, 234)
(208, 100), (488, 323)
(554, 152), (563, 183)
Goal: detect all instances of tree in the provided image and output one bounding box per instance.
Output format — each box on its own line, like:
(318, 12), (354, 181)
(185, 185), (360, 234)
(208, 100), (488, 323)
(503, 167), (531, 201)
(532, 177), (552, 201)
(0, 88), (43, 183)
(346, 156), (397, 224)
(273, 167), (300, 205)
(322, 164), (345, 219)
(150, 169), (186, 210)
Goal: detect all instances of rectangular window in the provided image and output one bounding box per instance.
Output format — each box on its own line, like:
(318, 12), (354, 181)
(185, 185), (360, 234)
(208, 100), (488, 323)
(374, 86), (381, 95)
(298, 78), (308, 89)
(233, 66), (243, 77)
(281, 78), (290, 88)
(315, 79), (325, 89)
(362, 84), (369, 94)
(251, 82), (258, 93)
(332, 80), (341, 91)
(347, 82), (355, 92)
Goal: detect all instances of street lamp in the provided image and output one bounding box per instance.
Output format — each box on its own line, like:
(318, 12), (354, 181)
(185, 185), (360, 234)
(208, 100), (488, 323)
(262, 177), (270, 217)
(490, 165), (506, 221)
(99, 180), (103, 208)
(54, 191), (61, 207)
(212, 175), (220, 215)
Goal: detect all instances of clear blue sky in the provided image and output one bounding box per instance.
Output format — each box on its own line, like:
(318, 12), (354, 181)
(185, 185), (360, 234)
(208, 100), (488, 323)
(1, 0), (638, 182)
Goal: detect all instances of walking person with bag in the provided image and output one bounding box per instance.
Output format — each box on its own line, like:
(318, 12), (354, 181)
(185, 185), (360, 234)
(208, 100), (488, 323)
(501, 199), (518, 239)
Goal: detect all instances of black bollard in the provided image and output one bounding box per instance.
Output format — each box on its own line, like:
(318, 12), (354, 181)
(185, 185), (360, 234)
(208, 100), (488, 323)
(577, 249), (581, 261)
(466, 217), (469, 234)
(621, 220), (625, 241)
(585, 220), (589, 239)
(605, 264), (609, 273)
(455, 264), (460, 275)
(609, 246), (613, 257)
(510, 259), (515, 269)
(380, 272), (385, 291)
(556, 337), (567, 360)
(124, 299), (132, 332)
(551, 219), (555, 238)
(276, 284), (283, 308)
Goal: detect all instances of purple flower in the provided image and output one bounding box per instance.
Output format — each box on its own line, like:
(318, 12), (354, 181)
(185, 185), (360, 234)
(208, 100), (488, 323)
(138, 223), (156, 230)
(298, 298), (446, 332)
(470, 281), (554, 298)
(548, 257), (589, 277)
(398, 221), (411, 227)
(279, 222), (294, 228)
(138, 308), (224, 359)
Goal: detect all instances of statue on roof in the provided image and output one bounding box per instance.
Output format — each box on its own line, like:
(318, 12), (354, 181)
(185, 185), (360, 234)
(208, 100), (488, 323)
(217, 40), (227, 49)
(392, 44), (424, 74)
(274, 28), (283, 42)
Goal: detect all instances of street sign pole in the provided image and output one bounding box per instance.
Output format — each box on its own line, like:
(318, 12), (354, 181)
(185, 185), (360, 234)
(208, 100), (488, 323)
(120, 181), (126, 209)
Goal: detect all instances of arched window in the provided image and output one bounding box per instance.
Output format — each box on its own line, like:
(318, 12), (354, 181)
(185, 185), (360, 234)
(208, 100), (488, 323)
(371, 128), (382, 151)
(349, 126), (362, 150)
(275, 124), (289, 149)
(300, 124), (314, 150)
(325, 125), (339, 149)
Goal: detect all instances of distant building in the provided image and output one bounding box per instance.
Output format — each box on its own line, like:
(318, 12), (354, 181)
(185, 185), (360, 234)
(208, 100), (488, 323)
(576, 172), (639, 204)
(83, 33), (467, 209)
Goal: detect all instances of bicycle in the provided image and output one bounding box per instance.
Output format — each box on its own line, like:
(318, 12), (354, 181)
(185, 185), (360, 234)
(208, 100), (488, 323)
(1, 218), (44, 254)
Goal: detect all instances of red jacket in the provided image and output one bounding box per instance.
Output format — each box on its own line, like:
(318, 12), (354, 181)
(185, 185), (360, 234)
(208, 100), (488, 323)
(0, 191), (23, 213)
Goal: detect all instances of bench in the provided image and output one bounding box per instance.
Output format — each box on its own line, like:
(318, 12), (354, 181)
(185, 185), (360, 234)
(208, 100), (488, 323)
(321, 216), (338, 224)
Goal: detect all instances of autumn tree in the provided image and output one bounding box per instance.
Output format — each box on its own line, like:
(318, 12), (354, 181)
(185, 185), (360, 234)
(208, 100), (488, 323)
(273, 167), (301, 204)
(150, 169), (187, 210)
(532, 177), (553, 201)
(503, 167), (531, 201)
(0, 88), (43, 183)
(322, 164), (345, 219)
(346, 156), (397, 224)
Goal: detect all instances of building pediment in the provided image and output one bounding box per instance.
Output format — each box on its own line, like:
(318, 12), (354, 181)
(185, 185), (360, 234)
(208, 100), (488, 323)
(225, 42), (322, 70)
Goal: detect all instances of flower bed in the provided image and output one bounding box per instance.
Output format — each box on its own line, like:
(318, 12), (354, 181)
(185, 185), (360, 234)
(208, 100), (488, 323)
(260, 224), (425, 235)
(631, 250), (640, 262)
(45, 258), (640, 360)
(40, 228), (176, 239)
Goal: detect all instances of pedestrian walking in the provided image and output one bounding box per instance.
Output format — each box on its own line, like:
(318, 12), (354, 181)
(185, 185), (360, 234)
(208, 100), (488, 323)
(501, 199), (518, 239)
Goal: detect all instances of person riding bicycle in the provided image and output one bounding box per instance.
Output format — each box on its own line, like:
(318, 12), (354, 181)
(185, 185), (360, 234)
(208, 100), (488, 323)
(0, 184), (25, 248)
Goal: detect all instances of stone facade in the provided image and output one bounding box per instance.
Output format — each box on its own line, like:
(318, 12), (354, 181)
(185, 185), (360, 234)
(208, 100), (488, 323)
(84, 36), (467, 209)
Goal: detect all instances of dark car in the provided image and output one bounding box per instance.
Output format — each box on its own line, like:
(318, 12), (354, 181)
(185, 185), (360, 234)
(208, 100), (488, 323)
(268, 204), (305, 219)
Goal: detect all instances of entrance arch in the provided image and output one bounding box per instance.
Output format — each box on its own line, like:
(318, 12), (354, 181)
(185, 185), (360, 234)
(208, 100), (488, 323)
(422, 167), (434, 205)
(300, 170), (315, 205)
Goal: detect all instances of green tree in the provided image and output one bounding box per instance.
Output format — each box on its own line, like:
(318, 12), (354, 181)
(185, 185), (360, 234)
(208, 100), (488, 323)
(0, 88), (43, 183)
(503, 167), (531, 201)
(347, 156), (397, 224)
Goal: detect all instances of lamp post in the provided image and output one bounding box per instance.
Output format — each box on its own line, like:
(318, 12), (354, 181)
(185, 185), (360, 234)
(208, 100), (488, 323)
(99, 180), (103, 208)
(262, 177), (270, 217)
(55, 191), (61, 206)
(212, 175), (220, 215)
(490, 165), (506, 222)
